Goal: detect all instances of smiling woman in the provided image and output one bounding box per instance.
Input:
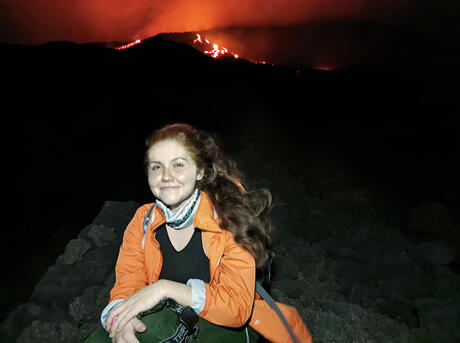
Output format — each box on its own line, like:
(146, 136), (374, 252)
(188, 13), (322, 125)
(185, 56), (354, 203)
(84, 123), (312, 343)
(146, 139), (204, 211)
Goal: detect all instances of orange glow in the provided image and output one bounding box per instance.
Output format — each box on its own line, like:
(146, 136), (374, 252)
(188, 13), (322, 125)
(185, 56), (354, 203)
(314, 65), (334, 71)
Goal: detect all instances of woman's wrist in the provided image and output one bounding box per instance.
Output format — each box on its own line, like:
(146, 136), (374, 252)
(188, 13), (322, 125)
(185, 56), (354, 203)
(153, 279), (168, 299)
(155, 279), (192, 307)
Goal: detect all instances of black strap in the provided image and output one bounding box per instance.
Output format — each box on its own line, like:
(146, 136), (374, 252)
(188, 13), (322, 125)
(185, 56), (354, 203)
(159, 306), (199, 343)
(137, 298), (200, 343)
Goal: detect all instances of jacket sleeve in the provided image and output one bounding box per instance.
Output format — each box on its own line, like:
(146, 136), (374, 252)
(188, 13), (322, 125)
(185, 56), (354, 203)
(199, 231), (256, 327)
(109, 206), (149, 302)
(250, 299), (313, 343)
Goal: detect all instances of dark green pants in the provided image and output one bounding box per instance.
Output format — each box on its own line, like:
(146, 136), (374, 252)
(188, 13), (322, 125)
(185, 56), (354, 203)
(85, 307), (258, 342)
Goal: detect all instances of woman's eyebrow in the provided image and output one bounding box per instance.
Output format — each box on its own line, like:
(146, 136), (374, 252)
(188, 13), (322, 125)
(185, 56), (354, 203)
(171, 157), (188, 162)
(148, 157), (188, 164)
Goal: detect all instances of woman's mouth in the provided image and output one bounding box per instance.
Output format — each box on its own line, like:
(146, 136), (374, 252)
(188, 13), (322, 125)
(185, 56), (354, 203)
(161, 186), (180, 191)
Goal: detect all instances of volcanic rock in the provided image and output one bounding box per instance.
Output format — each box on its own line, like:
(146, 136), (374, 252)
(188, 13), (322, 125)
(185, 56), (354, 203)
(410, 242), (456, 266)
(87, 225), (117, 248)
(1, 197), (459, 343)
(62, 239), (91, 265)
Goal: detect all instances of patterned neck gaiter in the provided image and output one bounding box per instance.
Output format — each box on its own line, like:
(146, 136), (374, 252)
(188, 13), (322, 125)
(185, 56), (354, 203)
(155, 188), (201, 230)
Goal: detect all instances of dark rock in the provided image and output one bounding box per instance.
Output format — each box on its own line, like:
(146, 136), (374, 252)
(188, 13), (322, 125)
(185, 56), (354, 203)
(410, 242), (456, 266)
(408, 202), (452, 234)
(332, 260), (373, 289)
(376, 297), (418, 328)
(87, 224), (118, 247)
(383, 272), (435, 301)
(63, 238), (92, 265)
(30, 262), (81, 309)
(430, 265), (460, 298)
(376, 228), (412, 251)
(379, 250), (414, 279)
(92, 200), (139, 232)
(73, 247), (116, 285)
(104, 271), (116, 289)
(2, 201), (140, 342)
(271, 279), (304, 299)
(354, 234), (384, 280)
(69, 286), (109, 325)
(415, 295), (460, 336)
(272, 253), (299, 280)
(27, 303), (42, 316)
(17, 320), (85, 343)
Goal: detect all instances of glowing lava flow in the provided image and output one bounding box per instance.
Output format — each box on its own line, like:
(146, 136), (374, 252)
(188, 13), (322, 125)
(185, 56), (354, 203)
(193, 34), (271, 65)
(193, 34), (238, 59)
(115, 39), (141, 50)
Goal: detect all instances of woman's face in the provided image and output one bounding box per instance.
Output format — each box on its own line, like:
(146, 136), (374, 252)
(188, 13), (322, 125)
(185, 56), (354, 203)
(147, 139), (203, 211)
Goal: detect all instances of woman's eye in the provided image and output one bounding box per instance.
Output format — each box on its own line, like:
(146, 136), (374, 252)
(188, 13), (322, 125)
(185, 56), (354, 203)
(174, 162), (184, 168)
(149, 164), (161, 171)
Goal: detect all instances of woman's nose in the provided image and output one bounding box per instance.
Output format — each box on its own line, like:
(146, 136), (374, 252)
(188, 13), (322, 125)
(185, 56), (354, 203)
(162, 167), (174, 181)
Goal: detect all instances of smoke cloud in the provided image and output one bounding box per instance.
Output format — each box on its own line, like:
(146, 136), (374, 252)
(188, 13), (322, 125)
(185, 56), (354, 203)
(1, 0), (408, 45)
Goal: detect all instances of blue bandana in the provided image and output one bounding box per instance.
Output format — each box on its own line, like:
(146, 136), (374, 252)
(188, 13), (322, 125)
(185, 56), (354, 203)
(155, 189), (201, 230)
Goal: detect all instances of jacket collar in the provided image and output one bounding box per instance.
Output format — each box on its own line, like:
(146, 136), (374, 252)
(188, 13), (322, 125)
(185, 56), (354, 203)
(150, 190), (222, 233)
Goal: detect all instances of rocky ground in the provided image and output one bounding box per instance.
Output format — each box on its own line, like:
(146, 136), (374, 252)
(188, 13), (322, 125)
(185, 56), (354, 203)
(1, 124), (458, 342)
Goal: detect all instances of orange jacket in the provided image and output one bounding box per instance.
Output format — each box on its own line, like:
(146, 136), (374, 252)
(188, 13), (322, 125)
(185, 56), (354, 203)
(110, 191), (312, 343)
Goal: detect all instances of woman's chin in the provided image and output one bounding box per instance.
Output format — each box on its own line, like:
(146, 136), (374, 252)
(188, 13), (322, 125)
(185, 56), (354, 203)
(159, 195), (182, 209)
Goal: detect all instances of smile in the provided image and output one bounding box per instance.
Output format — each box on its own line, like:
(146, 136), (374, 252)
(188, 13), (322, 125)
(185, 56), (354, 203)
(161, 186), (180, 191)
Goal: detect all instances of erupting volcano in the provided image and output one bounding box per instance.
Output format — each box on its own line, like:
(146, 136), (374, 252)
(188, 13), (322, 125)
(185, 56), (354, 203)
(115, 33), (269, 65)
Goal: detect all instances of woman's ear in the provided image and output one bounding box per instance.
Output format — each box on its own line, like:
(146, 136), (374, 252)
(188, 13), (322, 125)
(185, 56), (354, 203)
(197, 168), (204, 181)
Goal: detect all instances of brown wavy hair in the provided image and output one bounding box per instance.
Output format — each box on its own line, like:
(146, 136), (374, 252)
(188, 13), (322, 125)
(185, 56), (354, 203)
(145, 123), (273, 269)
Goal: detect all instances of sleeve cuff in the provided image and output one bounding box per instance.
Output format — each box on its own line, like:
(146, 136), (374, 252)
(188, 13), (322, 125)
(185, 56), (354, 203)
(186, 279), (206, 314)
(100, 299), (125, 329)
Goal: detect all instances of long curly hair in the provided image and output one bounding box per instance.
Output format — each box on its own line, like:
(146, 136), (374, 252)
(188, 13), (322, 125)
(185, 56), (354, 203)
(145, 123), (273, 269)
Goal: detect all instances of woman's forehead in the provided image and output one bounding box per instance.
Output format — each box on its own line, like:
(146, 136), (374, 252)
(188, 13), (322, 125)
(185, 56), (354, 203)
(148, 139), (191, 161)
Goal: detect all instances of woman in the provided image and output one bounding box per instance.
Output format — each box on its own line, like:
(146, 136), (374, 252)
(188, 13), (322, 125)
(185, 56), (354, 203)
(86, 123), (312, 343)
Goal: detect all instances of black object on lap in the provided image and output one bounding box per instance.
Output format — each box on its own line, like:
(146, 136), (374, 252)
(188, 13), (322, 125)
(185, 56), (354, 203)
(137, 298), (200, 343)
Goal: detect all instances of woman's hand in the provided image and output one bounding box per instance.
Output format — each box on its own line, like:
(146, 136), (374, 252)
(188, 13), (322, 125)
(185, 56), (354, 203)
(110, 317), (146, 343)
(106, 281), (166, 338)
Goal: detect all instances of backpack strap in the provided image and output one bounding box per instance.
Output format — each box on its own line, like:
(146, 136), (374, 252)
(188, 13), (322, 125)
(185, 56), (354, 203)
(256, 281), (301, 343)
(256, 252), (301, 343)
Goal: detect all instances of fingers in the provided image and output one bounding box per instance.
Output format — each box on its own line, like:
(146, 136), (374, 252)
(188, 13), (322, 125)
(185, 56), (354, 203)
(107, 303), (124, 335)
(108, 284), (161, 336)
(106, 305), (121, 334)
(107, 315), (117, 334)
(110, 306), (133, 338)
(111, 321), (141, 343)
(109, 300), (145, 336)
(106, 303), (124, 334)
(131, 318), (147, 333)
